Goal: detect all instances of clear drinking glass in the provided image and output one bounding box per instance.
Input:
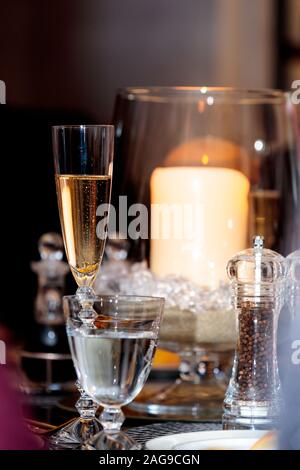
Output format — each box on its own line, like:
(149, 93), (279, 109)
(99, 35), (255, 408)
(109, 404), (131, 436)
(64, 294), (164, 450)
(51, 125), (114, 447)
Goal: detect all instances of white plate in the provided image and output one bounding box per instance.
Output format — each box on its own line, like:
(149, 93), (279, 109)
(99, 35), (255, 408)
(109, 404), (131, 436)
(145, 430), (269, 450)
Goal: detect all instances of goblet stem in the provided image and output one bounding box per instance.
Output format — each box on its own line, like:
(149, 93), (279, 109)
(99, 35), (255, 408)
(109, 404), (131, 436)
(85, 407), (141, 450)
(99, 407), (125, 432)
(76, 285), (97, 324)
(49, 382), (101, 448)
(75, 380), (99, 420)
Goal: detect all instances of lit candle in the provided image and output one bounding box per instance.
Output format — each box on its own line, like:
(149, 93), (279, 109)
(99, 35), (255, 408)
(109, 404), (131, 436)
(150, 166), (249, 288)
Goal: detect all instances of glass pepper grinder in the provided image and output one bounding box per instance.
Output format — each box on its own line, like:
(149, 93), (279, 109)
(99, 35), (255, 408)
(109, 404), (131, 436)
(223, 236), (286, 429)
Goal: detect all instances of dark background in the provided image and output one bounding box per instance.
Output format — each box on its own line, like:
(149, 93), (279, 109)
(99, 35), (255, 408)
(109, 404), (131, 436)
(0, 0), (298, 337)
(0, 0), (228, 121)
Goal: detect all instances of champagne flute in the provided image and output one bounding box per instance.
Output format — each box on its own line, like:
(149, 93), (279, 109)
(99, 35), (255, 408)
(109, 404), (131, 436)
(51, 125), (114, 447)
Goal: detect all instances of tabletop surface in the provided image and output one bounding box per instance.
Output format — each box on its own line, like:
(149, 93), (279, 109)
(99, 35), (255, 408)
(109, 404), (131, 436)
(23, 387), (223, 448)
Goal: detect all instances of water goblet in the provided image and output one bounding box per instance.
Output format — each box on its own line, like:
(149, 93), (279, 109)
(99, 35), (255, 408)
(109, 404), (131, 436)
(64, 294), (164, 450)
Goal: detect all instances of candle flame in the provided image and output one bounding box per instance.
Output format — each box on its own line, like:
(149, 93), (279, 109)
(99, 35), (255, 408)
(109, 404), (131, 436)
(201, 154), (209, 165)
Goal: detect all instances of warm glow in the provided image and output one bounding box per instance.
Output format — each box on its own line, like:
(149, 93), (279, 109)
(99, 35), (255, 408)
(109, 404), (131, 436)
(197, 100), (205, 113)
(164, 137), (244, 168)
(153, 349), (180, 369)
(201, 153), (209, 165)
(150, 166), (249, 288)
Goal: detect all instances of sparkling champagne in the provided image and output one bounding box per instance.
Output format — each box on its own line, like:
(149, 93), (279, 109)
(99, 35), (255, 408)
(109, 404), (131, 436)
(55, 174), (111, 286)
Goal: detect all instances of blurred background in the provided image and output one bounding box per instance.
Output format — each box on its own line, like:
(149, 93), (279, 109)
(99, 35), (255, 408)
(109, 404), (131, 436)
(0, 0), (299, 337)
